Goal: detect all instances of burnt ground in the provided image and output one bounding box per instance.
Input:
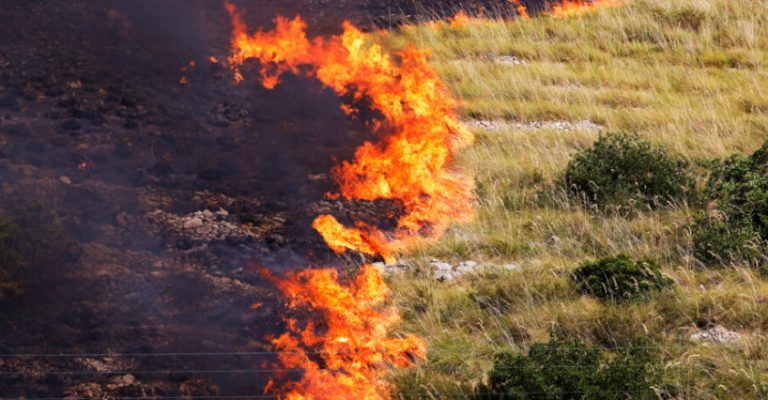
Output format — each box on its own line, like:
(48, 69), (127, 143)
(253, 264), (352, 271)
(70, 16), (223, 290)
(0, 0), (542, 398)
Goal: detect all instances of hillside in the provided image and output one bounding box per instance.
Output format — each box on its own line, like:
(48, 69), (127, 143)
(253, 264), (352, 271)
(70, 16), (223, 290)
(380, 1), (768, 398)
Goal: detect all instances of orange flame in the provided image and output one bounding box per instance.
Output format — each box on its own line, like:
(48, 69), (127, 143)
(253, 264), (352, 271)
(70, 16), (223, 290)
(226, 4), (476, 398)
(262, 265), (426, 400)
(509, 0), (531, 19)
(311, 215), (390, 262)
(226, 4), (474, 257)
(448, 11), (471, 27)
(548, 0), (622, 18)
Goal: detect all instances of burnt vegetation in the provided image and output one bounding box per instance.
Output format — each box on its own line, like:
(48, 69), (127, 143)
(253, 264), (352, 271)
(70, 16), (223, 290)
(0, 205), (79, 300)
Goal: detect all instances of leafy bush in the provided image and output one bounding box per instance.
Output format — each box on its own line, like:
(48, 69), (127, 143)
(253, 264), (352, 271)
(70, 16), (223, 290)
(479, 336), (661, 400)
(564, 132), (694, 210)
(693, 142), (768, 266)
(0, 205), (78, 300)
(572, 255), (673, 301)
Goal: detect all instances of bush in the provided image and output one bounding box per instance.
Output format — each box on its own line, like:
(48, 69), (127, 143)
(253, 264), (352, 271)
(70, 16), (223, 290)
(479, 336), (661, 400)
(0, 205), (78, 300)
(693, 142), (768, 266)
(572, 255), (674, 301)
(564, 132), (694, 210)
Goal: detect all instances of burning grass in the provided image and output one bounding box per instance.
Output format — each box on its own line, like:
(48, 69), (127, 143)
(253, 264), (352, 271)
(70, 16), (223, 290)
(224, 3), (476, 398)
(378, 0), (768, 398)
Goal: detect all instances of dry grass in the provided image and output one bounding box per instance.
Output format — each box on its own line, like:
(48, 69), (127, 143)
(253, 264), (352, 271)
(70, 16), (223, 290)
(379, 1), (768, 398)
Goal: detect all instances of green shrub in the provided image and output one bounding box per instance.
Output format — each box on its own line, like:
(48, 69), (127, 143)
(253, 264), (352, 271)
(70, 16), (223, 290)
(479, 336), (661, 400)
(693, 142), (768, 266)
(572, 255), (674, 301)
(564, 132), (694, 210)
(0, 205), (77, 300)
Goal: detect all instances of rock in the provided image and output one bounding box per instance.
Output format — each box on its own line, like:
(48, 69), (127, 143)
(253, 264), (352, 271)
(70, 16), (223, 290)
(495, 55), (527, 65)
(430, 260), (453, 271)
(121, 374), (135, 385)
(182, 217), (204, 229)
(149, 209), (255, 244)
(466, 119), (504, 130)
(372, 260), (408, 276)
(308, 173), (329, 184)
(455, 260), (479, 275)
(503, 262), (520, 271)
(690, 326), (741, 343)
(512, 120), (604, 133)
(266, 233), (285, 246)
(434, 269), (454, 281)
(430, 260), (455, 281)
(59, 175), (72, 185)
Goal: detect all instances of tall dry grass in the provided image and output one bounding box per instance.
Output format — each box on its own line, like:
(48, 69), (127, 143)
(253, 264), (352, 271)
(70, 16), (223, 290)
(380, 1), (768, 398)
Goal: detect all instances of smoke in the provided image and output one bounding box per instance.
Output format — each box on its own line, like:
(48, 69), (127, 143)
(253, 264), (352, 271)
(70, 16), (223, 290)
(0, 1), (392, 397)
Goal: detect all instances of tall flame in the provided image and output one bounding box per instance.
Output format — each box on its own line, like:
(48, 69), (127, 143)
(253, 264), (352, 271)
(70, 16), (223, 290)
(509, 0), (531, 19)
(226, 3), (475, 399)
(262, 265), (426, 400)
(226, 4), (474, 260)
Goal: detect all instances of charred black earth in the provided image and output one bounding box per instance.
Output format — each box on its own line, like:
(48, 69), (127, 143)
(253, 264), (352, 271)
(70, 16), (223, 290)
(0, 1), (540, 398)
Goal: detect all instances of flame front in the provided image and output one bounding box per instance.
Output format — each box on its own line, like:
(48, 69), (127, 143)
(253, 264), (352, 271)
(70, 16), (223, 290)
(263, 265), (426, 400)
(225, 3), (476, 399)
(226, 3), (475, 257)
(509, 0), (531, 19)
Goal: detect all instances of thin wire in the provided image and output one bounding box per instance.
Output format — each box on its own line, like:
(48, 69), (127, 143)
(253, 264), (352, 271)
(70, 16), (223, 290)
(13, 389), (666, 400)
(0, 346), (665, 358)
(0, 363), (658, 375)
(0, 369), (302, 375)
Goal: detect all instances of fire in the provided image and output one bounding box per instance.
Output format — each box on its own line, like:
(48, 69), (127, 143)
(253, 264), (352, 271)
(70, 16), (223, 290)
(226, 3), (476, 398)
(548, 0), (622, 18)
(226, 3), (475, 257)
(509, 0), (531, 19)
(262, 265), (426, 400)
(448, 11), (471, 27)
(311, 215), (390, 262)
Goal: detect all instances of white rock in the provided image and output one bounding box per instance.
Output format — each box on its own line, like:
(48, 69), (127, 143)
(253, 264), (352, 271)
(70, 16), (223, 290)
(690, 326), (741, 343)
(455, 260), (479, 275)
(59, 176), (72, 185)
(434, 269), (454, 281)
(182, 217), (203, 229)
(430, 261), (453, 272)
(503, 263), (520, 271)
(495, 55), (527, 65)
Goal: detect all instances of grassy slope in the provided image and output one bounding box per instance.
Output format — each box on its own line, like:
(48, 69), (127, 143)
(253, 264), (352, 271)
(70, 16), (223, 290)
(380, 0), (768, 398)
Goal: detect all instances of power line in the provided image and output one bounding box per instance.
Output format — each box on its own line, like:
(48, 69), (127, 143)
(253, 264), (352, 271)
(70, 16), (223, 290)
(12, 389), (667, 400)
(0, 345), (667, 358)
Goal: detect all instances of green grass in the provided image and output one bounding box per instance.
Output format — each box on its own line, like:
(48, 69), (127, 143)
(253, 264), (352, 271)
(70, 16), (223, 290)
(379, 1), (768, 398)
